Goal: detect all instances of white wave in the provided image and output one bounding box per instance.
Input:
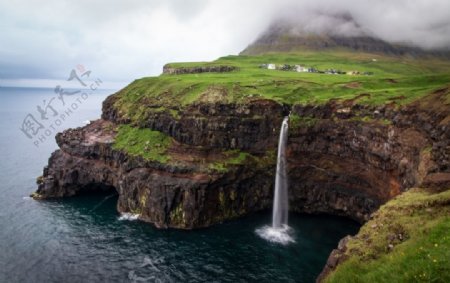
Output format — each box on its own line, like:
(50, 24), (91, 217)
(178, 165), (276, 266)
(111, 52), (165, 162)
(255, 224), (296, 245)
(118, 213), (140, 221)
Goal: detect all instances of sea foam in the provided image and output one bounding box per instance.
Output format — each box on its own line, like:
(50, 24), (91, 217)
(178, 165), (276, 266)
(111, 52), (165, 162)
(255, 224), (295, 245)
(118, 213), (140, 221)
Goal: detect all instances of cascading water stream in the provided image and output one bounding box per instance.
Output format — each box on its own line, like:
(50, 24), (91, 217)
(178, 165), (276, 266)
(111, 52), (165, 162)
(256, 116), (295, 245)
(272, 116), (289, 228)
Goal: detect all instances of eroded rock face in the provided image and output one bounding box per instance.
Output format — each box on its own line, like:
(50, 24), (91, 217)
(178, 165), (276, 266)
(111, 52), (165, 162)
(288, 118), (427, 222)
(102, 97), (289, 153)
(35, 91), (449, 228)
(35, 120), (273, 228)
(285, 93), (450, 222)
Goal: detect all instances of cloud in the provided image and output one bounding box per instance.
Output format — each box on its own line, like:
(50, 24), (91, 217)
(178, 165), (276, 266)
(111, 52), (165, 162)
(0, 0), (449, 86)
(270, 0), (450, 48)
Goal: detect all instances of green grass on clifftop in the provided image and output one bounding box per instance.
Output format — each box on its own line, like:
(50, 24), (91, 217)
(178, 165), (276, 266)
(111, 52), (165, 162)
(113, 125), (171, 163)
(112, 51), (450, 125)
(325, 188), (450, 283)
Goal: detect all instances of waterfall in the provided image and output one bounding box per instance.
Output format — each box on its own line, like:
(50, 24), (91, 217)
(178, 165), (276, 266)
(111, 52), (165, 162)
(272, 117), (289, 228)
(255, 116), (294, 245)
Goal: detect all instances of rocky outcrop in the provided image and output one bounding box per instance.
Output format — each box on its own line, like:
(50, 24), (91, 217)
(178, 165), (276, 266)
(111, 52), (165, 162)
(35, 88), (449, 229)
(34, 120), (274, 228)
(316, 235), (353, 283)
(162, 65), (238, 75)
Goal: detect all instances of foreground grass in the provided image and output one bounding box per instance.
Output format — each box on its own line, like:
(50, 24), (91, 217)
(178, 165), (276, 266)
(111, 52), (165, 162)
(325, 188), (450, 283)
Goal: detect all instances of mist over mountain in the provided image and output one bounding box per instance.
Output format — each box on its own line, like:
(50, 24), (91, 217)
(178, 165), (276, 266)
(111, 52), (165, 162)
(1, 0), (450, 84)
(241, 11), (450, 58)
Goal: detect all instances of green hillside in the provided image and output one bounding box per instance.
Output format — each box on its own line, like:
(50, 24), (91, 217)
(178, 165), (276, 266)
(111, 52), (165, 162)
(113, 51), (450, 124)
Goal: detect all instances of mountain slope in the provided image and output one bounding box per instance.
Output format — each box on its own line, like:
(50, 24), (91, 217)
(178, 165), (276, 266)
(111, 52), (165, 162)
(241, 15), (450, 58)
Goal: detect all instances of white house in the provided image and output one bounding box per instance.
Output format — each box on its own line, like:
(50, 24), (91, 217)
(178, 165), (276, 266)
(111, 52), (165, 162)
(267, 64), (276, 70)
(347, 70), (360, 75)
(294, 65), (308, 72)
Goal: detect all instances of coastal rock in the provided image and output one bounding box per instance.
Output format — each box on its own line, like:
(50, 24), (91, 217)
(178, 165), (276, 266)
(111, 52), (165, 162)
(316, 235), (353, 283)
(35, 120), (273, 228)
(35, 90), (449, 228)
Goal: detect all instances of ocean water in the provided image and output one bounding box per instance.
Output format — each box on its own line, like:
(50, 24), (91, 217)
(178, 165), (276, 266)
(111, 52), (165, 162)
(0, 87), (360, 283)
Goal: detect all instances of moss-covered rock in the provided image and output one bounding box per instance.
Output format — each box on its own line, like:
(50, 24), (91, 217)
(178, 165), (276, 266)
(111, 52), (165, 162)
(113, 124), (172, 163)
(319, 188), (450, 282)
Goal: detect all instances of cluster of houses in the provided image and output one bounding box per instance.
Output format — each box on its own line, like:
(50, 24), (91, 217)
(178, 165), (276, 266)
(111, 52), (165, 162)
(259, 63), (373, 76)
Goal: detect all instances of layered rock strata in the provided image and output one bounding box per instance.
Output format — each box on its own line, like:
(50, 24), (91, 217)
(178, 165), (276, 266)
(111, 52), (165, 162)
(34, 90), (449, 228)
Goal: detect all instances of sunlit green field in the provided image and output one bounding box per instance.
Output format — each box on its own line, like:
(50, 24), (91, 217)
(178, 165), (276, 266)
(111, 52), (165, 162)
(112, 51), (450, 122)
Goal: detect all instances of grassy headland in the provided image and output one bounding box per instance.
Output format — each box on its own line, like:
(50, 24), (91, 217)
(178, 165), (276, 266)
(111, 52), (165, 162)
(113, 51), (450, 124)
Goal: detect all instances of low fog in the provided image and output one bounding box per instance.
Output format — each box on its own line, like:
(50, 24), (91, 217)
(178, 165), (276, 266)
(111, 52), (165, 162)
(0, 0), (449, 85)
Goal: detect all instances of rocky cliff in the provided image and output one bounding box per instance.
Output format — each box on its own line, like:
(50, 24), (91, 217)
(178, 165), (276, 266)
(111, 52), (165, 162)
(34, 86), (450, 228)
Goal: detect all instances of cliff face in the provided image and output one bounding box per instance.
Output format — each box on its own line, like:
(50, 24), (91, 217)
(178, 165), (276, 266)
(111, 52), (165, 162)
(102, 96), (288, 153)
(34, 88), (450, 228)
(35, 119), (274, 229)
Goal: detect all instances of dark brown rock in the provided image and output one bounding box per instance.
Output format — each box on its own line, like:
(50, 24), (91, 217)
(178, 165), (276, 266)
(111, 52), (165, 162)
(34, 120), (274, 228)
(316, 235), (352, 282)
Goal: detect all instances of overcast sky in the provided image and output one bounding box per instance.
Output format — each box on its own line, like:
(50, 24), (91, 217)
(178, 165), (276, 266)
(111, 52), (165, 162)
(1, 0), (449, 88)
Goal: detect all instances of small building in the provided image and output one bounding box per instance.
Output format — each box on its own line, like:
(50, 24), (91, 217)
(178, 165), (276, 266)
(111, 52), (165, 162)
(267, 64), (276, 70)
(294, 65), (308, 72)
(347, 71), (360, 75)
